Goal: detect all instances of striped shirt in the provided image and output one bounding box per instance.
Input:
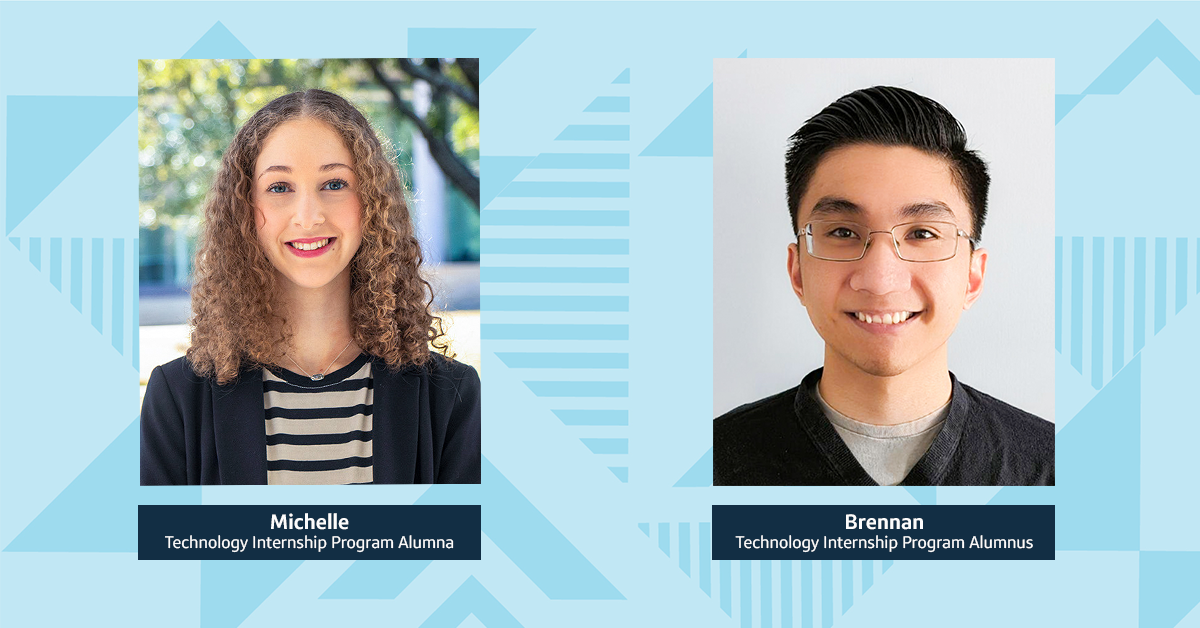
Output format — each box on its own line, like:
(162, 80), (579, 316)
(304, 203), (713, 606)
(263, 353), (374, 485)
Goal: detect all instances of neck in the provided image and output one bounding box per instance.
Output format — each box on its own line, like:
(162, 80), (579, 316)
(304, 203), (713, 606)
(276, 268), (359, 375)
(817, 345), (952, 426)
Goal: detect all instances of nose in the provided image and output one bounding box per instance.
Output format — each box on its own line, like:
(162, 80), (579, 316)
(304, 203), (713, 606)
(293, 190), (326, 230)
(848, 231), (912, 295)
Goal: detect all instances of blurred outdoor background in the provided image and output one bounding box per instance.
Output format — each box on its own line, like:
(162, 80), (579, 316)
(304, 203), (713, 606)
(137, 58), (481, 392)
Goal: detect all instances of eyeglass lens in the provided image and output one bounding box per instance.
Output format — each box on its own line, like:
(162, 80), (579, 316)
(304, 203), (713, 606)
(806, 221), (962, 262)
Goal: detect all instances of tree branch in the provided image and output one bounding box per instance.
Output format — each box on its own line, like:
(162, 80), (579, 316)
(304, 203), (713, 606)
(366, 59), (480, 208)
(397, 58), (478, 109)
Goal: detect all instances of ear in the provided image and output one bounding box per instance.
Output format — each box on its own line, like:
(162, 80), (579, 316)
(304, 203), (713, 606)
(787, 242), (805, 304)
(963, 247), (987, 310)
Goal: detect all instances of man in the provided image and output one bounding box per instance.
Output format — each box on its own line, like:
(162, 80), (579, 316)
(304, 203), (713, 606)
(714, 86), (1054, 486)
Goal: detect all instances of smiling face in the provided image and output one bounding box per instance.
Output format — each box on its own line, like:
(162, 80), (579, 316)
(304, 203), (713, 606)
(787, 144), (987, 378)
(253, 117), (363, 294)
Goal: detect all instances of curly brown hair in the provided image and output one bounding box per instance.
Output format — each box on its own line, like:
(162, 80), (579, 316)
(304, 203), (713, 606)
(186, 89), (448, 384)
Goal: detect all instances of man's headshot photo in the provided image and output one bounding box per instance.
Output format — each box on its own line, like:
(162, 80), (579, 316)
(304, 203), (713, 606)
(712, 59), (1055, 486)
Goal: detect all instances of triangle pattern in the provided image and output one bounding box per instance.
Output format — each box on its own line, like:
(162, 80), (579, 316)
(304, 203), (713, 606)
(991, 354), (1140, 551)
(673, 447), (712, 487)
(1084, 20), (1200, 95)
(480, 156), (535, 209)
(201, 560), (303, 628)
(183, 21), (254, 59)
(4, 418), (199, 553)
(904, 487), (936, 505)
(408, 28), (535, 82)
(10, 113), (137, 238)
(1140, 551), (1200, 628)
(640, 83), (713, 157)
(1055, 94), (1086, 124)
(418, 576), (523, 628)
(737, 49), (748, 58)
(5, 96), (136, 235)
(612, 68), (630, 84)
(320, 559), (431, 599)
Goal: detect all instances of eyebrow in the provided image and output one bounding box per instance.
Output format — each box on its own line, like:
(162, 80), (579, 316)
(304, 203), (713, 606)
(806, 196), (957, 221)
(256, 163), (353, 180)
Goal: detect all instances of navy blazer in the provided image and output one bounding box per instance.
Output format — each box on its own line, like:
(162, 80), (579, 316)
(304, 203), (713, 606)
(141, 353), (481, 485)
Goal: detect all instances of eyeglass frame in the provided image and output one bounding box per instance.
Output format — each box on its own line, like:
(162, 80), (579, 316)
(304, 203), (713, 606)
(799, 220), (981, 263)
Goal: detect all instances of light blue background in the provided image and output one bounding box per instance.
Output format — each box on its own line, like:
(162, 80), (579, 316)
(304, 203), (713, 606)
(2, 2), (1199, 627)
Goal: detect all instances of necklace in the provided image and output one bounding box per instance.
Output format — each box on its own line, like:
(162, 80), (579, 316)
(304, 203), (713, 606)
(286, 339), (354, 381)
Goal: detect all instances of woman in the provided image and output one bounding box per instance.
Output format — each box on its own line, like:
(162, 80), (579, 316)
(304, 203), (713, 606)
(140, 89), (481, 485)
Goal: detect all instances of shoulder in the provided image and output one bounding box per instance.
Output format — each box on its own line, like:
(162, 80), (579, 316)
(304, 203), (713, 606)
(714, 386), (806, 484)
(148, 356), (208, 395)
(372, 353), (480, 398)
(955, 382), (1055, 483)
(715, 387), (800, 440)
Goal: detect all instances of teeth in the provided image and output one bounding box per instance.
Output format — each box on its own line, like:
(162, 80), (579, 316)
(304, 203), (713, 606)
(292, 238), (329, 251)
(855, 311), (913, 325)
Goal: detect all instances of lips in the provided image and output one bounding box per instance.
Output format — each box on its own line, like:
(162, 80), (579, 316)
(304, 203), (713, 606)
(848, 310), (922, 326)
(285, 237), (336, 257)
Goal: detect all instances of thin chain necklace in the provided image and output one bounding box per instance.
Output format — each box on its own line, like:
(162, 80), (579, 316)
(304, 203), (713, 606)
(286, 339), (354, 381)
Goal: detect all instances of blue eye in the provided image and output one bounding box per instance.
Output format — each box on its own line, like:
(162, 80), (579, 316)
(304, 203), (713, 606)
(323, 179), (349, 191)
(266, 183), (289, 194)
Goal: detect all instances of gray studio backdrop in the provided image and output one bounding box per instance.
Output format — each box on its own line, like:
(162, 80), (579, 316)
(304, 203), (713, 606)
(712, 58), (1055, 421)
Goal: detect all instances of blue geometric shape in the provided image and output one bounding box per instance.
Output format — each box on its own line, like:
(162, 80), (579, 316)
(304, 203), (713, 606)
(111, 238), (124, 354)
(992, 355), (1140, 550)
(28, 236), (40, 270)
(5, 418), (198, 553)
(5, 96), (135, 235)
(679, 523), (690, 575)
(498, 181), (630, 198)
(551, 409), (629, 425)
(524, 381), (627, 397)
(904, 487), (936, 505)
(408, 28), (535, 81)
(738, 49), (748, 58)
(584, 97), (630, 113)
(640, 83), (713, 157)
(608, 467), (628, 483)
(580, 438), (628, 454)
(201, 560), (303, 628)
(320, 560), (431, 599)
(70, 238), (82, 312)
(1084, 20), (1200, 95)
(1056, 94), (1086, 124)
(481, 267), (629, 284)
(482, 324), (628, 340)
(842, 560), (853, 613)
(1141, 552), (1200, 628)
(763, 560), (773, 625)
(419, 576), (523, 628)
(483, 295), (628, 312)
(526, 153), (629, 169)
(499, 353), (628, 369)
(479, 457), (623, 599)
(611, 69), (630, 84)
(481, 238), (628, 254)
(90, 238), (103, 332)
(182, 21), (254, 59)
(555, 125), (630, 141)
(673, 447), (713, 487)
(8, 237), (18, 250)
(658, 523), (670, 556)
(481, 210), (629, 226)
(638, 522), (649, 537)
(480, 156), (535, 209)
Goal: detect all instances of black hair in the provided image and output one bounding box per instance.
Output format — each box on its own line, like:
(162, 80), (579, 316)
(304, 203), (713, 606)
(784, 86), (989, 240)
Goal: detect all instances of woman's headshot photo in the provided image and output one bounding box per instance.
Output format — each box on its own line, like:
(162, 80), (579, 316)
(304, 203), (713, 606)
(137, 59), (482, 485)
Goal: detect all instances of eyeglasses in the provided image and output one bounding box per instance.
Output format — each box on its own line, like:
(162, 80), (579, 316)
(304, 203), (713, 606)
(801, 220), (979, 263)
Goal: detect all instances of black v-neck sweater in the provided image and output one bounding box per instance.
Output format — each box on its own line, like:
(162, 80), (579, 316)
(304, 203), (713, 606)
(714, 369), (1054, 486)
